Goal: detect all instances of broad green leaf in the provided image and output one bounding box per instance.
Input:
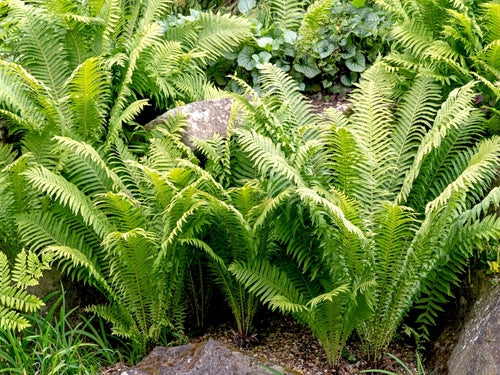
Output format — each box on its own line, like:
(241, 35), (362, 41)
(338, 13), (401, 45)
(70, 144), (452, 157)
(294, 62), (321, 78)
(238, 0), (256, 15)
(345, 52), (366, 72)
(237, 46), (257, 70)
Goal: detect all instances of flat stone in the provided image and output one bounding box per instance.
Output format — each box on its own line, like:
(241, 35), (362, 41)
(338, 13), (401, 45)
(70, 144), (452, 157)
(120, 339), (291, 375)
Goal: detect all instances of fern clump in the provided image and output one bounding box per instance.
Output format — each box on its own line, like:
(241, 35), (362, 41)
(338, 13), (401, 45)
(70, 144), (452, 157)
(226, 62), (500, 364)
(0, 0), (251, 152)
(0, 250), (51, 331)
(376, 0), (500, 131)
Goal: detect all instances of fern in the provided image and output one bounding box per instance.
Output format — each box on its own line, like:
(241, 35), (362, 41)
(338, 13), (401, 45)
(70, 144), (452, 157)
(0, 250), (50, 331)
(377, 0), (500, 122)
(227, 62), (500, 364)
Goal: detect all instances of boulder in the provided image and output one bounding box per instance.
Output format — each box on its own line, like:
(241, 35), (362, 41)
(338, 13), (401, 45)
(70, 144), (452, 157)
(145, 97), (237, 148)
(120, 339), (290, 375)
(447, 277), (500, 375)
(144, 96), (351, 149)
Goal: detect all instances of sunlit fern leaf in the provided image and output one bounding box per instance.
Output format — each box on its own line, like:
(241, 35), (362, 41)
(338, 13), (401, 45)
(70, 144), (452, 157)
(396, 81), (478, 205)
(103, 228), (160, 336)
(191, 12), (252, 64)
(9, 0), (70, 102)
(258, 63), (319, 130)
(0, 60), (57, 134)
(297, 0), (333, 53)
(139, 0), (173, 29)
(267, 0), (305, 30)
(23, 165), (112, 239)
(424, 136), (500, 214)
(476, 40), (500, 72)
(407, 117), (484, 211)
(106, 22), (163, 147)
(482, 2), (500, 42)
(67, 57), (111, 144)
(388, 77), (442, 197)
(391, 21), (433, 60)
(237, 129), (305, 189)
(97, 0), (121, 54)
(348, 62), (396, 217)
(229, 259), (306, 309)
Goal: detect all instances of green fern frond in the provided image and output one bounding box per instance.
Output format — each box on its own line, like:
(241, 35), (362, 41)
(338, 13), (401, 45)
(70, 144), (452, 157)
(237, 129), (305, 188)
(97, 0), (121, 54)
(425, 136), (500, 214)
(297, 0), (333, 53)
(389, 77), (442, 197)
(348, 63), (396, 216)
(391, 21), (433, 60)
(66, 57), (110, 143)
(0, 250), (49, 331)
(229, 259), (306, 309)
(397, 81), (478, 205)
(258, 63), (319, 129)
(9, 0), (70, 102)
(23, 165), (112, 238)
(307, 284), (350, 308)
(482, 2), (500, 42)
(268, 0), (305, 30)
(106, 22), (163, 146)
(0, 60), (56, 133)
(191, 12), (252, 64)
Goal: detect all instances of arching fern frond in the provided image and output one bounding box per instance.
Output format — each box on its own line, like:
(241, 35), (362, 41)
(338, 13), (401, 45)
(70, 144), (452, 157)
(23, 165), (111, 239)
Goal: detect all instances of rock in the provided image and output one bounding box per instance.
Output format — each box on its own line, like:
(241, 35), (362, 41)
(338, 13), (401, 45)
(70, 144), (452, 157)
(144, 96), (351, 150)
(120, 339), (291, 375)
(145, 97), (237, 148)
(447, 276), (500, 375)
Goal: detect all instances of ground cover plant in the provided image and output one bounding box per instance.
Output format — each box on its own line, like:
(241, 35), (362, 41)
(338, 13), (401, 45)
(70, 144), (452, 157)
(0, 0), (251, 257)
(202, 0), (392, 93)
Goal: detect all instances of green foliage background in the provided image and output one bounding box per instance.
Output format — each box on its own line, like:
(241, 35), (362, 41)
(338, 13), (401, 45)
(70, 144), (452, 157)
(0, 0), (499, 372)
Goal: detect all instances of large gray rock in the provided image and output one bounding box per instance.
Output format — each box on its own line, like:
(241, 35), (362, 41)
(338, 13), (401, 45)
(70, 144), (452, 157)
(145, 97), (237, 148)
(121, 339), (289, 375)
(144, 97), (351, 149)
(448, 279), (500, 375)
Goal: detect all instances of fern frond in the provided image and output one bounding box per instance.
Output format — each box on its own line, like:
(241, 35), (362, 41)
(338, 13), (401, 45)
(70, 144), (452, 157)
(191, 12), (252, 64)
(388, 77), (442, 197)
(66, 57), (110, 143)
(348, 63), (396, 216)
(23, 165), (112, 238)
(237, 129), (305, 188)
(268, 0), (305, 30)
(396, 82), (478, 204)
(391, 20), (433, 60)
(425, 136), (500, 214)
(229, 259), (306, 310)
(297, 0), (333, 52)
(482, 2), (500, 43)
(307, 284), (350, 308)
(258, 63), (318, 129)
(106, 22), (162, 146)
(9, 0), (70, 102)
(0, 250), (49, 331)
